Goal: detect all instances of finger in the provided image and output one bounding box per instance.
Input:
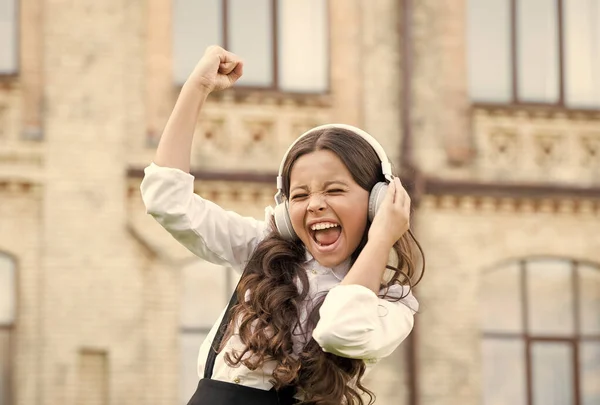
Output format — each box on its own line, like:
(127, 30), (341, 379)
(402, 190), (411, 212)
(384, 178), (396, 206)
(229, 60), (244, 82)
(221, 50), (242, 64)
(393, 177), (403, 206)
(218, 61), (235, 74)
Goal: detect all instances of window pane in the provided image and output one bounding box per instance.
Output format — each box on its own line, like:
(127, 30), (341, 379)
(481, 262), (523, 333)
(173, 0), (223, 84)
(467, 0), (512, 102)
(579, 264), (600, 336)
(180, 261), (229, 329)
(580, 342), (600, 405)
(180, 332), (208, 404)
(278, 0), (328, 92)
(531, 342), (574, 405)
(0, 256), (15, 326)
(527, 260), (575, 336)
(0, 0), (17, 73)
(563, 0), (600, 108)
(517, 0), (560, 103)
(482, 339), (526, 405)
(227, 0), (273, 87)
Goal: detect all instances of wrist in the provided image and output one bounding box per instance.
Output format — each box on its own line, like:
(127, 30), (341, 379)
(367, 232), (396, 250)
(182, 79), (212, 98)
(364, 237), (394, 256)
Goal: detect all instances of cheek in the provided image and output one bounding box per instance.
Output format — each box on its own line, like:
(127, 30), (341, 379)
(345, 211), (368, 239)
(340, 199), (369, 241)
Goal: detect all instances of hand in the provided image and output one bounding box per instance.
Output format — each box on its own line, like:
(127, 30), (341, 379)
(368, 177), (411, 247)
(187, 46), (244, 93)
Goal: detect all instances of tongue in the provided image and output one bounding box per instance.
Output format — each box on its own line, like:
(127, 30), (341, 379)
(314, 227), (341, 246)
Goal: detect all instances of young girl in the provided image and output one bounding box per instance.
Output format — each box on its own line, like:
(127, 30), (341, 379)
(140, 46), (424, 405)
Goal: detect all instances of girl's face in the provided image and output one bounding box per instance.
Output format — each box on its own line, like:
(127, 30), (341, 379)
(288, 149), (369, 268)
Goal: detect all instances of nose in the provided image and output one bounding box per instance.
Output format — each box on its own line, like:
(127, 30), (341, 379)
(307, 192), (326, 212)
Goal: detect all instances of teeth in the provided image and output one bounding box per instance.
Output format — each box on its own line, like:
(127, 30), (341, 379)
(310, 222), (339, 231)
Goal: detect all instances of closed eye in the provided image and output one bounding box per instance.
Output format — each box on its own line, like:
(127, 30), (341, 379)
(290, 194), (308, 200)
(327, 188), (345, 194)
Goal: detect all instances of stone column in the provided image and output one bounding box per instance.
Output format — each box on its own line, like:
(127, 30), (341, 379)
(329, 0), (363, 127)
(411, 0), (472, 174)
(360, 0), (404, 168)
(40, 0), (147, 403)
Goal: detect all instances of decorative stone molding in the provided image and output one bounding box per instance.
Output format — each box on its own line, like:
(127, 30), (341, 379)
(239, 119), (276, 156)
(487, 127), (519, 166)
(196, 117), (228, 154)
(128, 179), (276, 215)
(190, 97), (331, 172)
(473, 106), (600, 185)
(533, 132), (564, 168)
(421, 194), (600, 215)
(580, 134), (600, 168)
(0, 150), (43, 167)
(0, 179), (42, 196)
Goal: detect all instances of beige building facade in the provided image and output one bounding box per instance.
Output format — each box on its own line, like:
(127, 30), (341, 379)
(0, 0), (599, 405)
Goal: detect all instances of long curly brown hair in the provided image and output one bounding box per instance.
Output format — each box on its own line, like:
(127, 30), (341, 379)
(220, 127), (425, 404)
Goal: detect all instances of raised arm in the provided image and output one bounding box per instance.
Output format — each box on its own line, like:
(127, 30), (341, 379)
(154, 46), (243, 172)
(141, 47), (265, 271)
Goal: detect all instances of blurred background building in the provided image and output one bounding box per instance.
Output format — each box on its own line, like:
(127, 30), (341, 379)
(0, 0), (599, 404)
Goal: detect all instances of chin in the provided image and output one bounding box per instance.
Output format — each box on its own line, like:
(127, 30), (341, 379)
(309, 248), (350, 269)
(315, 256), (344, 268)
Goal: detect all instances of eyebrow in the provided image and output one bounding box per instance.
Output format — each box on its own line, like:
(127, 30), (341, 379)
(290, 180), (349, 193)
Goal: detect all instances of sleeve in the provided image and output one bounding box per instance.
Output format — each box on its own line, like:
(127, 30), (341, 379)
(312, 283), (418, 360)
(140, 162), (271, 271)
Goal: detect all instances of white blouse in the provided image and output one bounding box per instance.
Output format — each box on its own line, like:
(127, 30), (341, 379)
(140, 163), (418, 391)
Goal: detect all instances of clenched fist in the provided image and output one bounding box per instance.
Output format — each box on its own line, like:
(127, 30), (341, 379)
(188, 46), (244, 93)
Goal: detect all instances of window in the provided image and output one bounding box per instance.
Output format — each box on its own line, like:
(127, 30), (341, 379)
(468, 0), (600, 109)
(0, 0), (18, 74)
(179, 260), (239, 404)
(481, 259), (600, 405)
(173, 0), (328, 93)
(0, 254), (16, 405)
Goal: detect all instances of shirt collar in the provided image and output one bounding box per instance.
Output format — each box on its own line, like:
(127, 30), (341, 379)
(304, 249), (352, 281)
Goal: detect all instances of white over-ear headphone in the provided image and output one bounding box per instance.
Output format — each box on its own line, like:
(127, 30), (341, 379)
(273, 123), (394, 241)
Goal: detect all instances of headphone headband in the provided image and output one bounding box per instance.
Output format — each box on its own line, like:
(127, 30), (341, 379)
(274, 123), (393, 204)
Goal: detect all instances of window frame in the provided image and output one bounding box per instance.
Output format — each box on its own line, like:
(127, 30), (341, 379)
(482, 258), (600, 405)
(471, 0), (600, 112)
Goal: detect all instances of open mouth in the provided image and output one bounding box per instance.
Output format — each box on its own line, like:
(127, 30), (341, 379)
(309, 222), (342, 247)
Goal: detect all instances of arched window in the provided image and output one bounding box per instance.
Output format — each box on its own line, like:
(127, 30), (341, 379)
(0, 253), (16, 405)
(179, 260), (239, 404)
(481, 258), (600, 405)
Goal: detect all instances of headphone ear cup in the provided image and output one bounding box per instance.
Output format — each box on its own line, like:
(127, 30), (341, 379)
(368, 182), (388, 222)
(274, 201), (297, 241)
